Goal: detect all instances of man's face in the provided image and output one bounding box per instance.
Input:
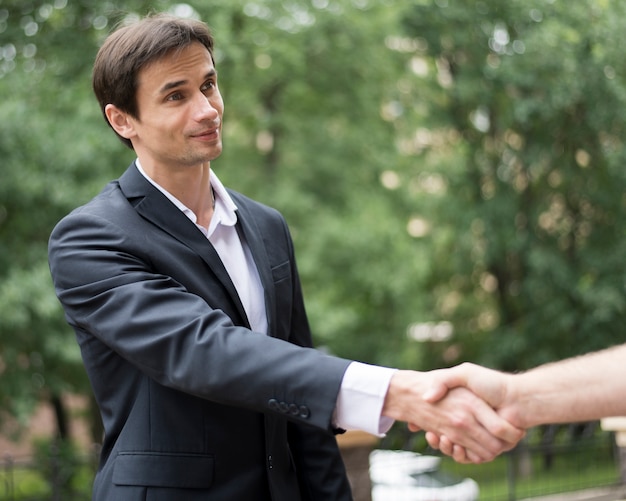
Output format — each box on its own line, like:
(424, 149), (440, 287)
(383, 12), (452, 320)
(123, 42), (224, 171)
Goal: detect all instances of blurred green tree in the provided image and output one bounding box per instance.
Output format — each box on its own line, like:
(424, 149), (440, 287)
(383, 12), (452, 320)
(399, 0), (626, 370)
(0, 0), (173, 443)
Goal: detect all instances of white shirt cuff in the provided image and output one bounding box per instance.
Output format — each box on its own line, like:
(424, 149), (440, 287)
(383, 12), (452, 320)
(334, 361), (397, 436)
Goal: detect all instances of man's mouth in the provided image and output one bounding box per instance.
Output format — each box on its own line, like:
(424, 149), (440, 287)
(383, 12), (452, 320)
(192, 127), (220, 141)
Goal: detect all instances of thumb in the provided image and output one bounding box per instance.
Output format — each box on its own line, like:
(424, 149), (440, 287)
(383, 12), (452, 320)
(422, 381), (449, 403)
(422, 365), (472, 402)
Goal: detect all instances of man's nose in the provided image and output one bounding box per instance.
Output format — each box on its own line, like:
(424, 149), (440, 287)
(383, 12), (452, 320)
(194, 92), (219, 121)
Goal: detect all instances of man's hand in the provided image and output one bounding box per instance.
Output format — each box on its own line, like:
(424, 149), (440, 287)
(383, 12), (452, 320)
(382, 370), (524, 464)
(420, 363), (525, 463)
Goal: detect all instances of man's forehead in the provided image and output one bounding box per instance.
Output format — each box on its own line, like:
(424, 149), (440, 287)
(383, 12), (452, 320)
(138, 43), (215, 88)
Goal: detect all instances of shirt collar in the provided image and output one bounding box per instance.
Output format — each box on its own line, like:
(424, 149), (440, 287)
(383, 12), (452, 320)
(135, 159), (238, 229)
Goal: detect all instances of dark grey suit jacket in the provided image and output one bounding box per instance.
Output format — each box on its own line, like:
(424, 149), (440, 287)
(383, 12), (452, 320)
(48, 163), (353, 500)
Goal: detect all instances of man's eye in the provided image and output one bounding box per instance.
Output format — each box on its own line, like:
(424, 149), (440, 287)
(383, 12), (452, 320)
(167, 92), (183, 101)
(201, 82), (214, 92)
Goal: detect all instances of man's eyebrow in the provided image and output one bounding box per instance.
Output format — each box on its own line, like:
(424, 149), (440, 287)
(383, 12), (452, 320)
(159, 80), (188, 94)
(159, 70), (217, 95)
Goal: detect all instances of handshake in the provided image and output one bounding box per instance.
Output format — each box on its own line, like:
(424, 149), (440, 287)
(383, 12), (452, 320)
(381, 343), (626, 464)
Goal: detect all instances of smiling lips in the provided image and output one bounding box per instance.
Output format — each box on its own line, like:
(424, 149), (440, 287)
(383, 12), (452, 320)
(191, 124), (220, 141)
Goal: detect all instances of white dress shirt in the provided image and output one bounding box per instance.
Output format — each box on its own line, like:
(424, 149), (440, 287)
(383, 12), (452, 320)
(136, 160), (395, 436)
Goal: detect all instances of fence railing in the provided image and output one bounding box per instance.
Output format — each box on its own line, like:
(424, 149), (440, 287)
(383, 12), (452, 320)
(0, 443), (99, 501)
(434, 424), (623, 501)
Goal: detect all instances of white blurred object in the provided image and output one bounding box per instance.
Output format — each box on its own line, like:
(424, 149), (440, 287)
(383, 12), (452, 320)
(369, 449), (479, 501)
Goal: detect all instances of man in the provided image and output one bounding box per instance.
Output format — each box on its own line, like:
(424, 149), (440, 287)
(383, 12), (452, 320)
(421, 343), (626, 463)
(48, 14), (521, 500)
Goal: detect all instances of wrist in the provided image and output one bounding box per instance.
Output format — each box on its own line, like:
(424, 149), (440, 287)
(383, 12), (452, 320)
(500, 373), (529, 429)
(382, 370), (426, 422)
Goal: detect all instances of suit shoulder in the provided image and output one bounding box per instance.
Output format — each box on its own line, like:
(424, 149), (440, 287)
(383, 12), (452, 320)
(64, 180), (125, 216)
(50, 180), (132, 237)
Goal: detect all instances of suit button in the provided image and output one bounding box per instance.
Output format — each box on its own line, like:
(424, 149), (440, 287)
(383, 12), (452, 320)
(279, 401), (289, 413)
(288, 404), (299, 415)
(299, 405), (310, 419)
(268, 399), (279, 411)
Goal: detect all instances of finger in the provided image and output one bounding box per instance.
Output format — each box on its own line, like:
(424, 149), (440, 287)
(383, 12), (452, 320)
(451, 443), (472, 464)
(440, 391), (511, 461)
(422, 381), (449, 403)
(422, 366), (470, 402)
(425, 431), (441, 450)
(408, 422), (421, 432)
(448, 388), (522, 453)
(438, 435), (454, 457)
(465, 447), (488, 464)
(472, 398), (525, 445)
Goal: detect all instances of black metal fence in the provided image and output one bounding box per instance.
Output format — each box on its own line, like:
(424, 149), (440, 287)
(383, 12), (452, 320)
(432, 424), (624, 501)
(0, 443), (99, 501)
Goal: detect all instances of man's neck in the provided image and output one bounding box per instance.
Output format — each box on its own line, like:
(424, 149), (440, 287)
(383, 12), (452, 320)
(138, 159), (214, 224)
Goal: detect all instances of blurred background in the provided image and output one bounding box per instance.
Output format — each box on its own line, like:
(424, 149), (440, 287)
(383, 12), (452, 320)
(1, 0), (625, 499)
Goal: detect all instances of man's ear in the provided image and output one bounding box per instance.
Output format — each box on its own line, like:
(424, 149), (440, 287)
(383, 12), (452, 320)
(105, 104), (137, 140)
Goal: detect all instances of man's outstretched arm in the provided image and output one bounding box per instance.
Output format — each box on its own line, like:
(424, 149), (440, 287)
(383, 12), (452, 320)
(422, 343), (626, 462)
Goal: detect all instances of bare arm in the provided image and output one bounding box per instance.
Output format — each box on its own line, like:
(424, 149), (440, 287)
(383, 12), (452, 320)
(509, 344), (626, 426)
(423, 344), (626, 462)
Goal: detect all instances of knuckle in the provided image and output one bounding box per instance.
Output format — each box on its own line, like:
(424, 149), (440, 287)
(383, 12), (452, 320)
(450, 413), (471, 429)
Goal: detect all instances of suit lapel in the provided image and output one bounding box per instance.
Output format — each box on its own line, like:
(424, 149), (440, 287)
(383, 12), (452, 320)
(117, 164), (250, 326)
(229, 192), (277, 338)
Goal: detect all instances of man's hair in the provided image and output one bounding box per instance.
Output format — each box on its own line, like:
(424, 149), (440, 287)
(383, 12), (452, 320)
(92, 14), (215, 149)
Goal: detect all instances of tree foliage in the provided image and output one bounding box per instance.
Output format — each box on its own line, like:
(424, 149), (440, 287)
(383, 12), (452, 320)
(400, 0), (626, 369)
